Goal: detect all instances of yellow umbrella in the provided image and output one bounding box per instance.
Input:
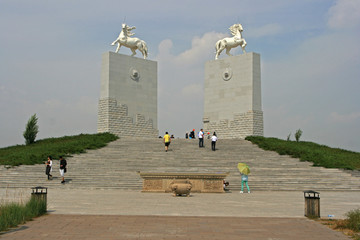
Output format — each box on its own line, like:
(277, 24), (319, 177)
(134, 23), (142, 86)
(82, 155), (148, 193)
(237, 163), (250, 175)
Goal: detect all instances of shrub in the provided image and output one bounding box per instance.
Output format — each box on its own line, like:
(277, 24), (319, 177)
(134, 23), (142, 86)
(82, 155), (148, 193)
(0, 132), (118, 166)
(245, 136), (360, 170)
(346, 208), (360, 232)
(295, 129), (302, 142)
(23, 114), (39, 145)
(0, 196), (47, 232)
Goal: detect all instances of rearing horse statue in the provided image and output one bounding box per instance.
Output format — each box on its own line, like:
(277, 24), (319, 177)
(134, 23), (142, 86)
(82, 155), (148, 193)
(215, 24), (247, 60)
(111, 23), (148, 59)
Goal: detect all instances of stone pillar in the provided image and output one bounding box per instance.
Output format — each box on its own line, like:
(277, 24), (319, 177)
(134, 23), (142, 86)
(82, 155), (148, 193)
(203, 53), (263, 138)
(97, 52), (158, 137)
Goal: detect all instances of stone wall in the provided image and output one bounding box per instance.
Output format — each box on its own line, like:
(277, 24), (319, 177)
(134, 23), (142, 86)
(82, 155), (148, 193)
(97, 52), (158, 138)
(98, 98), (158, 137)
(203, 110), (263, 139)
(203, 53), (263, 139)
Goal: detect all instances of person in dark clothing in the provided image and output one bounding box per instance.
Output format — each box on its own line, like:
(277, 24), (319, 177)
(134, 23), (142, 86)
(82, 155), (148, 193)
(59, 156), (67, 184)
(211, 132), (218, 151)
(190, 130), (195, 139)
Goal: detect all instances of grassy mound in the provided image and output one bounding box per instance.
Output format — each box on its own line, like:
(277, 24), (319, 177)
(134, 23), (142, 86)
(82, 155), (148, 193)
(245, 136), (360, 170)
(0, 133), (118, 166)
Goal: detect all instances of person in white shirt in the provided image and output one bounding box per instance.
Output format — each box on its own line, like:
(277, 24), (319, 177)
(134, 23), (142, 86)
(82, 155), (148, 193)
(45, 156), (53, 180)
(211, 132), (218, 151)
(198, 129), (204, 148)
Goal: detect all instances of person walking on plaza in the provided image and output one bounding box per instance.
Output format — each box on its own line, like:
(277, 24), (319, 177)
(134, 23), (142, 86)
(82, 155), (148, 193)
(45, 156), (53, 180)
(240, 173), (250, 193)
(198, 129), (204, 147)
(59, 156), (67, 184)
(163, 132), (171, 152)
(211, 132), (217, 151)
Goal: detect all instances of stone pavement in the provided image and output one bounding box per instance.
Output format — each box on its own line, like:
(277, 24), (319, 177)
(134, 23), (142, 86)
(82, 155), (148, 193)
(0, 215), (349, 240)
(2, 188), (359, 218)
(1, 188), (358, 239)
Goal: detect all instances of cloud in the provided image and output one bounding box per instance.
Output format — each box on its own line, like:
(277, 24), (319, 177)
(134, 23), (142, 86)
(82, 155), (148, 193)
(156, 31), (227, 137)
(328, 0), (360, 29)
(247, 23), (283, 38)
(330, 112), (360, 123)
(157, 32), (226, 65)
(261, 6), (360, 152)
(176, 32), (227, 65)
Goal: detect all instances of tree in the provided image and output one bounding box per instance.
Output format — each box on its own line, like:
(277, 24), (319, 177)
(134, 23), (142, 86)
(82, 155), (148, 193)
(287, 133), (291, 141)
(295, 129), (303, 142)
(23, 114), (39, 145)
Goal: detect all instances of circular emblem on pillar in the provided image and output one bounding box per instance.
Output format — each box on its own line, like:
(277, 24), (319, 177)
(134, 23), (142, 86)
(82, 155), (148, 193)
(129, 68), (140, 81)
(222, 68), (233, 81)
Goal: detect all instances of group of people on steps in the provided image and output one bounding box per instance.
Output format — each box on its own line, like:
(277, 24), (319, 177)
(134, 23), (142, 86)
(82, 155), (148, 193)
(44, 133), (250, 193)
(45, 156), (67, 183)
(163, 129), (250, 193)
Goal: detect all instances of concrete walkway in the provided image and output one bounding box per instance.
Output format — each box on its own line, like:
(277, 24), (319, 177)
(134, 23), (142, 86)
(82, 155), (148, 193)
(2, 188), (359, 218)
(0, 215), (349, 240)
(1, 188), (358, 239)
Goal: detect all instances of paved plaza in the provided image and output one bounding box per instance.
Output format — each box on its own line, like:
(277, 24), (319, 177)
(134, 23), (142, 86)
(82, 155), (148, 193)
(0, 215), (349, 240)
(1, 188), (359, 239)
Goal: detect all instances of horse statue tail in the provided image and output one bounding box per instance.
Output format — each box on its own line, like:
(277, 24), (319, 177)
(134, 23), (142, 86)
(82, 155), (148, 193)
(215, 40), (222, 53)
(140, 40), (148, 59)
(215, 40), (225, 59)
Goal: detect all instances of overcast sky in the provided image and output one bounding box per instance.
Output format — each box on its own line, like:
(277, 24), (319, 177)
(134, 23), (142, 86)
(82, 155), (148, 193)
(1, 0), (359, 152)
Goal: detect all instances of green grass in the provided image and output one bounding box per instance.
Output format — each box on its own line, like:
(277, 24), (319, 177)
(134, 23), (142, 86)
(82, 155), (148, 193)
(0, 133), (118, 166)
(0, 196), (47, 232)
(245, 136), (360, 170)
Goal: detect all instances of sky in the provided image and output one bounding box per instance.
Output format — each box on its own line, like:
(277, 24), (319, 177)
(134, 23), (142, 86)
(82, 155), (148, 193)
(0, 0), (359, 152)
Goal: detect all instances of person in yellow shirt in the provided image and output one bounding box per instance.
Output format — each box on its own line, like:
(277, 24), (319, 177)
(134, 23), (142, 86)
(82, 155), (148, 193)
(163, 132), (171, 152)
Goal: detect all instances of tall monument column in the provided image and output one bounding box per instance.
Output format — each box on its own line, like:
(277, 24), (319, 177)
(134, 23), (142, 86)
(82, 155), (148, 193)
(97, 23), (158, 137)
(204, 24), (263, 138)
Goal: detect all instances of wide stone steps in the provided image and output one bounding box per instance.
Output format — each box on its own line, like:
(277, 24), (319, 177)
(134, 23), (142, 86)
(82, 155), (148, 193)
(1, 138), (360, 191)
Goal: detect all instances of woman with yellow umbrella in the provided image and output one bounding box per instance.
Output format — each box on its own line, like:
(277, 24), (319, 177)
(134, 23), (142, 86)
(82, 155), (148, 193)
(237, 163), (250, 193)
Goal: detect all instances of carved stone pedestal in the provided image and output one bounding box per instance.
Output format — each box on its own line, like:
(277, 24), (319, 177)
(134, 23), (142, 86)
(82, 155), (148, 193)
(139, 172), (229, 193)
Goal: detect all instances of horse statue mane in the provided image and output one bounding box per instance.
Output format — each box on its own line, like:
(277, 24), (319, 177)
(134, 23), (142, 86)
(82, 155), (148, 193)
(123, 25), (136, 37)
(229, 24), (243, 36)
(215, 23), (246, 60)
(111, 23), (148, 59)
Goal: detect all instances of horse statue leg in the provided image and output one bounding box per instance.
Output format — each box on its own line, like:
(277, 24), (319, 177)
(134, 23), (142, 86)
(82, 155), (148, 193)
(225, 47), (233, 57)
(115, 42), (122, 53)
(111, 39), (118, 46)
(130, 47), (137, 57)
(241, 40), (247, 54)
(111, 39), (121, 53)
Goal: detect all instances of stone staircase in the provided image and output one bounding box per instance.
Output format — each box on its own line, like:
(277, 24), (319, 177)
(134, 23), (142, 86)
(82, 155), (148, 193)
(1, 138), (360, 191)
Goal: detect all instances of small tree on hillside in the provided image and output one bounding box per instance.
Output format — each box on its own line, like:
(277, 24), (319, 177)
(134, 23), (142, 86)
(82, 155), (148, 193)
(23, 114), (39, 145)
(295, 129), (303, 142)
(287, 133), (291, 141)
